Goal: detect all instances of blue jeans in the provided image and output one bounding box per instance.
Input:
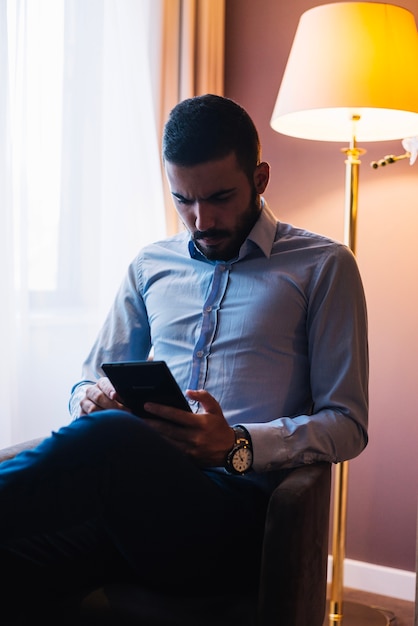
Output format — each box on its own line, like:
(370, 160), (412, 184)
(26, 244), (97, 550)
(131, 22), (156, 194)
(0, 411), (270, 615)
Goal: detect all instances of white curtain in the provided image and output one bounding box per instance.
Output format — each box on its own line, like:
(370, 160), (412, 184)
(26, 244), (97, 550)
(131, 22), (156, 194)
(0, 0), (166, 444)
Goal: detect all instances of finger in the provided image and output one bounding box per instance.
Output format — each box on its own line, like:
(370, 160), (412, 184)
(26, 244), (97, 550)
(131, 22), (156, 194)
(79, 397), (101, 415)
(145, 417), (182, 440)
(81, 397), (131, 415)
(85, 384), (127, 412)
(185, 389), (221, 415)
(143, 402), (196, 426)
(97, 376), (117, 400)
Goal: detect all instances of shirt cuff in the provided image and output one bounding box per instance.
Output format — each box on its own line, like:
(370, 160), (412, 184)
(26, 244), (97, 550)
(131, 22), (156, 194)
(68, 382), (94, 421)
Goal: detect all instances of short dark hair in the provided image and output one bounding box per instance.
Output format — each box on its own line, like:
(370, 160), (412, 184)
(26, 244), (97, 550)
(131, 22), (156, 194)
(162, 94), (261, 179)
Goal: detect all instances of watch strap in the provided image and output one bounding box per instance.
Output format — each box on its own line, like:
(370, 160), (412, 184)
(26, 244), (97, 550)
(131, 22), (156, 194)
(233, 425), (252, 446)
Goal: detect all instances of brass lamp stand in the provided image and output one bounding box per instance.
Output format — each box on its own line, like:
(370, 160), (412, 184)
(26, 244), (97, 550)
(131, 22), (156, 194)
(326, 121), (393, 626)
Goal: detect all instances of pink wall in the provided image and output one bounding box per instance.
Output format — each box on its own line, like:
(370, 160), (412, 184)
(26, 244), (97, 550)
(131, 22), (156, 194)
(225, 0), (418, 572)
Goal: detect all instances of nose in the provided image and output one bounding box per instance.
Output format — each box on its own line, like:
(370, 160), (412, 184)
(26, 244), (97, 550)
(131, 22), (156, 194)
(194, 201), (216, 232)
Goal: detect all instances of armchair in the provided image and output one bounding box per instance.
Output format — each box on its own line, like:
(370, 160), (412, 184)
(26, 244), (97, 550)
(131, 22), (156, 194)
(0, 439), (331, 626)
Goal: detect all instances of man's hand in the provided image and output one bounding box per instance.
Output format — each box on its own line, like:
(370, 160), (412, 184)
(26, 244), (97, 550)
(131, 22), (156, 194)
(143, 389), (235, 467)
(79, 377), (130, 416)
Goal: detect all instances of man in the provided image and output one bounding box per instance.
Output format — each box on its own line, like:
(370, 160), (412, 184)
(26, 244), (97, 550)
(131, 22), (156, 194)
(1, 94), (368, 621)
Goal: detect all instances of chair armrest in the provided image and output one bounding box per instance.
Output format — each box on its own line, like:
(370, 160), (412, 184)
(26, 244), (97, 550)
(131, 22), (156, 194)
(258, 462), (331, 626)
(0, 438), (45, 463)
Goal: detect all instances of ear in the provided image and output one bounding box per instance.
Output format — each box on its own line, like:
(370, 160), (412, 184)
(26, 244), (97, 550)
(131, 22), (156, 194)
(253, 161), (270, 194)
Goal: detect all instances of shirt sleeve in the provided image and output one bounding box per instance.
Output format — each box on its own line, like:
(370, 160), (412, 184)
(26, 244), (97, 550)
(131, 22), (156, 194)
(247, 244), (369, 471)
(68, 258), (152, 420)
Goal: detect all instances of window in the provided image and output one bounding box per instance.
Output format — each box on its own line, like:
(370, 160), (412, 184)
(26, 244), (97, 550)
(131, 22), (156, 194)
(8, 0), (65, 295)
(1, 0), (166, 442)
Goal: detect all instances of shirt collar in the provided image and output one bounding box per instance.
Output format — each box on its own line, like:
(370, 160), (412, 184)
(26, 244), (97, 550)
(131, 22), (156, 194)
(187, 198), (278, 262)
(243, 199), (277, 259)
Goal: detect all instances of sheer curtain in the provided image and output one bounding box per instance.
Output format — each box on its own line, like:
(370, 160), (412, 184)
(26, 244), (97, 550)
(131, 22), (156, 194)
(1, 0), (166, 444)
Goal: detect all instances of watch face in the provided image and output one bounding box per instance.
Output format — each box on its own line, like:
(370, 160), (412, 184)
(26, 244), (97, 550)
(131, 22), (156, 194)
(232, 445), (253, 473)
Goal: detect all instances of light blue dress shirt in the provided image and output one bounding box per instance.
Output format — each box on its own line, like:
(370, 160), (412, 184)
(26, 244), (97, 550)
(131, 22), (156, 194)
(69, 203), (368, 471)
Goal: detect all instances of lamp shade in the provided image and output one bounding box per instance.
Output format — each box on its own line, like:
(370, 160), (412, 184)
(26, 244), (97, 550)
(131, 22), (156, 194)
(271, 2), (418, 142)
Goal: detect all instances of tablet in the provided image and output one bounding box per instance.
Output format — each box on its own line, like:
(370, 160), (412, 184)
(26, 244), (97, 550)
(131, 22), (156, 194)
(101, 360), (192, 417)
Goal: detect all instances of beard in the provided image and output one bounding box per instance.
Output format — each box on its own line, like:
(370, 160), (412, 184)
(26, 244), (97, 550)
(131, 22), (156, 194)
(192, 191), (262, 261)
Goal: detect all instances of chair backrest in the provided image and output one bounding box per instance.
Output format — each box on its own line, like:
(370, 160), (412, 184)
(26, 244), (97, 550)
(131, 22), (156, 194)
(258, 462), (331, 626)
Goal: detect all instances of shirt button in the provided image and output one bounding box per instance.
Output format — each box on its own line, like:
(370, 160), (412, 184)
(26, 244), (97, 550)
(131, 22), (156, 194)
(196, 350), (204, 358)
(205, 305), (212, 312)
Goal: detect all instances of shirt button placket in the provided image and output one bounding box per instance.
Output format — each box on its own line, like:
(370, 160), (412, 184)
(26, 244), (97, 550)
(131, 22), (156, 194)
(189, 263), (230, 390)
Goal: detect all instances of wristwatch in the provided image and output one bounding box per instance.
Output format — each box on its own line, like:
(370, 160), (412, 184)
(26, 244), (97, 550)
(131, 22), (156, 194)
(225, 425), (253, 475)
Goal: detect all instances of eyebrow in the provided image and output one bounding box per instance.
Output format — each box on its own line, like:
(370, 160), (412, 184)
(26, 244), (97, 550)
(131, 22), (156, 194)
(171, 187), (236, 202)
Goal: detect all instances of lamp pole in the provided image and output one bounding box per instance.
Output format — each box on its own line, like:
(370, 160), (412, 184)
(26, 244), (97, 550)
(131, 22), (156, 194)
(327, 118), (390, 626)
(342, 120), (364, 254)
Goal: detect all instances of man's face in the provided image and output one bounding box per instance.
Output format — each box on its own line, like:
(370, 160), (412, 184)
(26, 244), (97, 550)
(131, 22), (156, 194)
(165, 153), (269, 261)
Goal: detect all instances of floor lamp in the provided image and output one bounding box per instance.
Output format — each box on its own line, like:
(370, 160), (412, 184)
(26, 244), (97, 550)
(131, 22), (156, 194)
(270, 3), (418, 625)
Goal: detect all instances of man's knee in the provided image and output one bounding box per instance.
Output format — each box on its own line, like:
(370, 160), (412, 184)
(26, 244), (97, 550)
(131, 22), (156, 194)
(61, 410), (150, 448)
